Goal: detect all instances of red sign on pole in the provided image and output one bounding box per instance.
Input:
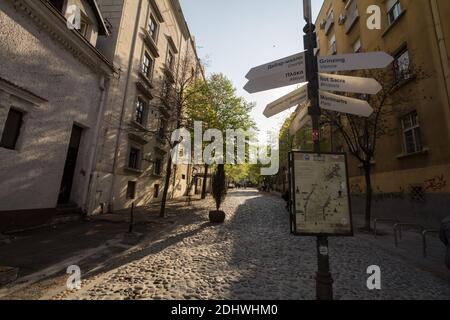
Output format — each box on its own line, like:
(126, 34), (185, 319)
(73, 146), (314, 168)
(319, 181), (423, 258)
(312, 129), (320, 142)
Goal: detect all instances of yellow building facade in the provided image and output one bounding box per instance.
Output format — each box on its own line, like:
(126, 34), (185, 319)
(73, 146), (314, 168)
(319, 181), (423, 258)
(314, 0), (450, 224)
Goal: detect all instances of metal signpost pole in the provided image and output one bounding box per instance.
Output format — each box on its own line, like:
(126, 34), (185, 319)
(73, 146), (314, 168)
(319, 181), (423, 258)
(303, 0), (333, 300)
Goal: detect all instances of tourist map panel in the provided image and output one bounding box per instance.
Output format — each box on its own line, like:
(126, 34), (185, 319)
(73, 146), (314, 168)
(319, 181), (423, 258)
(291, 152), (353, 236)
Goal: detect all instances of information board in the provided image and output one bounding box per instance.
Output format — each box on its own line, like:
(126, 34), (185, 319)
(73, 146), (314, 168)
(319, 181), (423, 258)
(290, 151), (353, 236)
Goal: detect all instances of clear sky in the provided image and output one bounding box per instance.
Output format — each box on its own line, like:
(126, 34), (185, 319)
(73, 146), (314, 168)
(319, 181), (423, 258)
(179, 0), (323, 138)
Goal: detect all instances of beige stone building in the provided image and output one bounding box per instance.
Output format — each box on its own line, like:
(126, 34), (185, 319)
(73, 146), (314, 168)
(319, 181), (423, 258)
(292, 0), (450, 224)
(0, 0), (114, 231)
(89, 0), (204, 214)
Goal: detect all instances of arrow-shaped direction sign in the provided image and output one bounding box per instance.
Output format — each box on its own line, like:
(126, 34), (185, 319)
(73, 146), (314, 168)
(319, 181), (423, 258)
(318, 51), (393, 73)
(264, 84), (308, 118)
(290, 104), (311, 135)
(244, 70), (306, 94)
(319, 73), (382, 95)
(246, 52), (305, 80)
(319, 90), (374, 117)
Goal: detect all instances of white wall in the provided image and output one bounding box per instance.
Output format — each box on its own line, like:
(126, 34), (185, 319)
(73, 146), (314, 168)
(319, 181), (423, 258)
(0, 0), (104, 211)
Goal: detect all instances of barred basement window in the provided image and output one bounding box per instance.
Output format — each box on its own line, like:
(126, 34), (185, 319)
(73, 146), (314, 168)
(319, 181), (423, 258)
(0, 108), (23, 150)
(410, 185), (425, 202)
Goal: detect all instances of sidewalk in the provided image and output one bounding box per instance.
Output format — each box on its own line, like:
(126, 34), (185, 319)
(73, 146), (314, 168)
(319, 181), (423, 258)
(0, 196), (212, 299)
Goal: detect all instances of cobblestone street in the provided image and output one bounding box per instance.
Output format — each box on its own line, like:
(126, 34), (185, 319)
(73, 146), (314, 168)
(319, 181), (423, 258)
(51, 190), (449, 300)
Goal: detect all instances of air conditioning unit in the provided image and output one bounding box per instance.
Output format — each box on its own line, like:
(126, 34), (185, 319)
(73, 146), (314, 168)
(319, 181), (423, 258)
(338, 14), (347, 25)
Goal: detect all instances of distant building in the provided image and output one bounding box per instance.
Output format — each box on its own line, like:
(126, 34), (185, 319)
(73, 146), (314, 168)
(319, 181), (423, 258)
(90, 0), (205, 214)
(297, 0), (450, 224)
(0, 0), (114, 231)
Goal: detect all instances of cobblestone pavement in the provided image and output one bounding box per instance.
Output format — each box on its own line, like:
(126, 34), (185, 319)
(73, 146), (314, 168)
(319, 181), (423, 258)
(58, 190), (450, 300)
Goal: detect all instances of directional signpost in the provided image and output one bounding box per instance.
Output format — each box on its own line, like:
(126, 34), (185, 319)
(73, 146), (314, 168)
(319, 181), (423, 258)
(243, 0), (394, 301)
(244, 52), (306, 93)
(264, 84), (308, 118)
(244, 69), (306, 93)
(319, 73), (382, 95)
(318, 52), (394, 73)
(319, 90), (374, 117)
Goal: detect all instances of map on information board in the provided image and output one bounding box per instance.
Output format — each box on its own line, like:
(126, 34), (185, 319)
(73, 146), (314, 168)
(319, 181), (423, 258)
(291, 152), (353, 236)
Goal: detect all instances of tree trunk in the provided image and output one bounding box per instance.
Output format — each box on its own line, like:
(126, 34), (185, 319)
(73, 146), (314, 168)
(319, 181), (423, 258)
(201, 164), (209, 199)
(160, 154), (173, 218)
(363, 163), (373, 230)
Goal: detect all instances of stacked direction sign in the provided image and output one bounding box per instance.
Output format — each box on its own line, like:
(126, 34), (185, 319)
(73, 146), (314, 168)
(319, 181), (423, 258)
(244, 51), (393, 119)
(263, 84), (308, 118)
(244, 52), (306, 94)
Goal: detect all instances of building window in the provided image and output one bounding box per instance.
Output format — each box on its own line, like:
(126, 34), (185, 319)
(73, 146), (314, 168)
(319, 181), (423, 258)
(158, 119), (167, 139)
(142, 51), (153, 78)
(79, 18), (89, 38)
(127, 181), (136, 199)
(166, 49), (175, 72)
(182, 174), (186, 180)
(154, 184), (160, 198)
(410, 185), (425, 202)
(128, 147), (141, 170)
(154, 159), (163, 176)
(0, 108), (23, 150)
(394, 47), (411, 81)
(328, 33), (336, 55)
(401, 111), (422, 154)
(353, 38), (361, 53)
(148, 15), (159, 42)
(387, 0), (402, 26)
(135, 98), (147, 125)
(49, 0), (65, 13)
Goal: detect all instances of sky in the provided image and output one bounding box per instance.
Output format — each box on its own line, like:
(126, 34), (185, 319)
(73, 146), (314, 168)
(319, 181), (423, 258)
(179, 0), (323, 139)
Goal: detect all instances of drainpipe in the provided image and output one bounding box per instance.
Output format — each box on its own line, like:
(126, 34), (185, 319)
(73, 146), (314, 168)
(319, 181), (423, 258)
(430, 0), (450, 135)
(82, 75), (108, 215)
(109, 0), (144, 212)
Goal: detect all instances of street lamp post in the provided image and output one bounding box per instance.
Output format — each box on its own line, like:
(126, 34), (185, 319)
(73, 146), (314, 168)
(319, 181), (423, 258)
(303, 0), (334, 300)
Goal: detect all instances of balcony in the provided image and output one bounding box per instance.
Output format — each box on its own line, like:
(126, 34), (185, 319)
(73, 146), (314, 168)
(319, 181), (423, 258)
(344, 0), (359, 34)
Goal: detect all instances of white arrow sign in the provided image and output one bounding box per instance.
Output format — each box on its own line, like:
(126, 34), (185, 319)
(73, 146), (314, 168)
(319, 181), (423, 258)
(319, 90), (374, 117)
(264, 84), (308, 118)
(246, 52), (305, 80)
(319, 73), (382, 95)
(290, 104), (311, 135)
(244, 70), (306, 94)
(318, 51), (393, 73)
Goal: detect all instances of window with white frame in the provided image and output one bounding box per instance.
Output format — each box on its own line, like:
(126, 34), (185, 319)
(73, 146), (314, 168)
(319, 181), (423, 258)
(147, 14), (159, 42)
(135, 97), (147, 125)
(328, 33), (336, 55)
(401, 111), (422, 154)
(387, 0), (402, 26)
(166, 49), (175, 72)
(353, 38), (361, 53)
(142, 51), (153, 79)
(394, 46), (411, 81)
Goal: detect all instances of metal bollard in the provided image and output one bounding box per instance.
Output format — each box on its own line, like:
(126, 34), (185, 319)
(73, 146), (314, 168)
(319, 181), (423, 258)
(422, 230), (439, 258)
(128, 202), (135, 234)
